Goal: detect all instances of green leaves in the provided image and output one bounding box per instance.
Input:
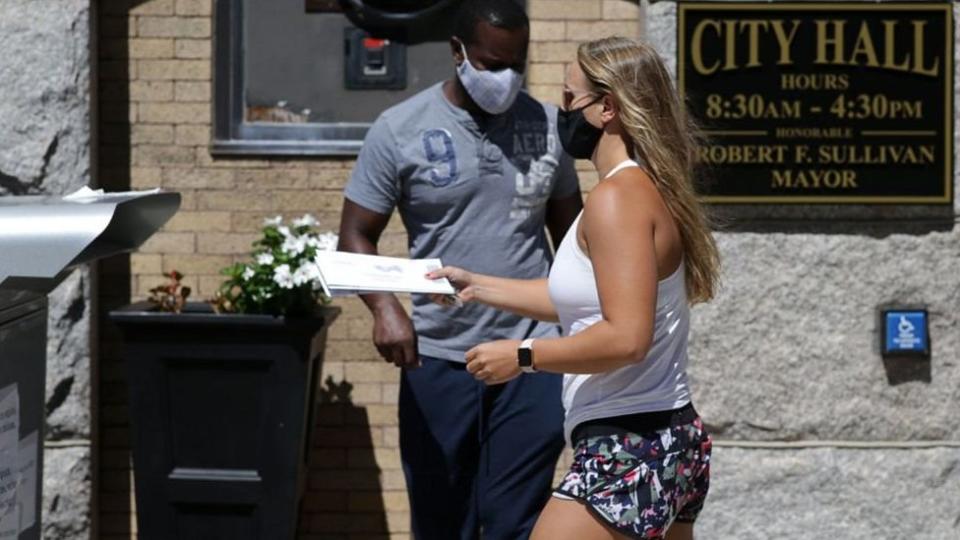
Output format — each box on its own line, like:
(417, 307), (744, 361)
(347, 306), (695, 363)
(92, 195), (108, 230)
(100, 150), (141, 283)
(147, 270), (191, 313)
(210, 215), (336, 316)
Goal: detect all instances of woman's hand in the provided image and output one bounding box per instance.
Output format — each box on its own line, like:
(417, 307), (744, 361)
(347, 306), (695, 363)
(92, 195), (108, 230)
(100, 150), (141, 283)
(465, 339), (522, 385)
(426, 266), (480, 306)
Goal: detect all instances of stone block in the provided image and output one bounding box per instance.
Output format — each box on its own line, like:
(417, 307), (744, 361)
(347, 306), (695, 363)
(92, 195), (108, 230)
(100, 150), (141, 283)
(162, 210), (232, 232)
(128, 38), (175, 59)
(45, 269), (92, 439)
(0, 0), (91, 196)
(529, 0), (601, 21)
(42, 445), (92, 540)
(129, 80), (174, 102)
(235, 168), (310, 190)
(161, 254), (232, 274)
(195, 232), (259, 255)
(138, 231), (196, 254)
(528, 62), (566, 85)
(161, 167), (234, 189)
(690, 229), (960, 441)
(129, 0), (175, 16)
(174, 124), (210, 145)
(530, 21), (566, 42)
(698, 446), (960, 538)
(566, 20), (640, 41)
(195, 189), (276, 211)
(174, 38), (210, 59)
(529, 41), (581, 63)
(132, 144), (196, 165)
(131, 124), (175, 144)
(603, 0), (640, 21)
(138, 59), (210, 81)
(137, 16), (210, 39)
(173, 80), (210, 102)
(175, 0), (211, 17)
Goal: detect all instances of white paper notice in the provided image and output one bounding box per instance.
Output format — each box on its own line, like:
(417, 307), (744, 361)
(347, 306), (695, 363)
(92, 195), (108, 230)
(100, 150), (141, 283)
(0, 465), (14, 537)
(0, 501), (15, 539)
(0, 385), (17, 454)
(0, 384), (18, 539)
(314, 251), (456, 296)
(16, 432), (37, 533)
(0, 459), (15, 539)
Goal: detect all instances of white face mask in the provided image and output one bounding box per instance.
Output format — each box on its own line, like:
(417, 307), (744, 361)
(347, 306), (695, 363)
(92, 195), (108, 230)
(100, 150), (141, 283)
(455, 42), (524, 115)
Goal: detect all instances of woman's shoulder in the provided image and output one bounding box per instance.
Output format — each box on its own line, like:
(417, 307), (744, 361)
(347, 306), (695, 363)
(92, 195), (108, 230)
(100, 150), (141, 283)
(585, 167), (659, 215)
(582, 176), (654, 237)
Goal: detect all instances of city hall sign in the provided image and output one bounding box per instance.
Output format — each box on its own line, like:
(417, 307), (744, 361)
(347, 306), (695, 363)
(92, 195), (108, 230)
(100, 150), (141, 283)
(678, 2), (954, 204)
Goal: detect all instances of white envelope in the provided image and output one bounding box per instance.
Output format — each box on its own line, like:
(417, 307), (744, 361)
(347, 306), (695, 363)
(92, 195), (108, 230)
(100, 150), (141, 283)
(314, 251), (456, 296)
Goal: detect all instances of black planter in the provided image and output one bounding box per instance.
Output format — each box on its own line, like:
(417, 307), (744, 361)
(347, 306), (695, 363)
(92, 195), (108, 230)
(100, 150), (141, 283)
(110, 302), (340, 540)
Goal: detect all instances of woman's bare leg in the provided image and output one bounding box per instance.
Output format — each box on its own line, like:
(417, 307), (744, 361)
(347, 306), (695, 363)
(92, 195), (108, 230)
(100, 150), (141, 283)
(530, 497), (631, 540)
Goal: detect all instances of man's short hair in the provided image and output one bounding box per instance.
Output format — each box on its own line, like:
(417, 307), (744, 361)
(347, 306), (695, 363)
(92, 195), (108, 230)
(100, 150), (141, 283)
(453, 0), (529, 45)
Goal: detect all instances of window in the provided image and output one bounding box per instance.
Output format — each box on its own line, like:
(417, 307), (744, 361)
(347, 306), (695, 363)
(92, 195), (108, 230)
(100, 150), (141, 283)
(212, 0), (460, 156)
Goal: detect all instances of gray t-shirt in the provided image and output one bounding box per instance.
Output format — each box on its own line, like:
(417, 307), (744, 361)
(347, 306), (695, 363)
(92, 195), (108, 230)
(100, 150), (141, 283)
(344, 82), (579, 362)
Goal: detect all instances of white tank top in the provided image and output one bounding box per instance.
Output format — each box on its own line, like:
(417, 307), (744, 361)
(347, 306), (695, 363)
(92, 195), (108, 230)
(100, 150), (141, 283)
(547, 159), (692, 444)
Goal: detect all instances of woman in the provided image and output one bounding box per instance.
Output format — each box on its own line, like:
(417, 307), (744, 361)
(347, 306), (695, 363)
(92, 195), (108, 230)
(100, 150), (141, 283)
(428, 37), (720, 539)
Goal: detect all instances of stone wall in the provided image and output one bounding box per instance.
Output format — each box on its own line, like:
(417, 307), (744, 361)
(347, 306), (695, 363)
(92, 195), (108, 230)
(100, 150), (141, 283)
(0, 1), (95, 539)
(645, 1), (960, 537)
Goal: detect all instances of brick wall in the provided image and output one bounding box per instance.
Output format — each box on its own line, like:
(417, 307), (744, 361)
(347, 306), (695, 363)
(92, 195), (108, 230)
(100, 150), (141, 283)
(96, 1), (640, 538)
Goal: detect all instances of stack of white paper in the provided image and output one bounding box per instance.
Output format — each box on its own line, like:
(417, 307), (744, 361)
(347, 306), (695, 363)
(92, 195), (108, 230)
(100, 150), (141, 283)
(0, 384), (20, 537)
(314, 251), (456, 297)
(0, 384), (36, 536)
(62, 186), (162, 202)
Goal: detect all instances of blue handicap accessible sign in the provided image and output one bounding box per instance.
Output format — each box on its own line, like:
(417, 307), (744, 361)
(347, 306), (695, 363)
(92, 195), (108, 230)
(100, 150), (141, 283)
(883, 310), (930, 357)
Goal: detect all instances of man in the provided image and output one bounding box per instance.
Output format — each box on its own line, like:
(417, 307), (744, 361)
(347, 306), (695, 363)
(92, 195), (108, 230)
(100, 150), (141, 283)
(338, 1), (582, 537)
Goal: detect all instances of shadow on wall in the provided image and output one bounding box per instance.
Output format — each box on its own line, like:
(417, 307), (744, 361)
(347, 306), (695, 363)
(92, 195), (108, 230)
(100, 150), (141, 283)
(301, 377), (389, 538)
(96, 2), (137, 537)
(882, 356), (932, 385)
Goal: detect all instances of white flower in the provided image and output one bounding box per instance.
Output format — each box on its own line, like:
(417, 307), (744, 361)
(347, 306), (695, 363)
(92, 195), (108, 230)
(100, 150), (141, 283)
(282, 234), (308, 255)
(273, 264), (295, 289)
(256, 253), (275, 266)
(263, 215), (283, 227)
(242, 267), (255, 281)
(293, 214), (319, 228)
(277, 226), (293, 238)
(292, 262), (322, 287)
(314, 232), (338, 252)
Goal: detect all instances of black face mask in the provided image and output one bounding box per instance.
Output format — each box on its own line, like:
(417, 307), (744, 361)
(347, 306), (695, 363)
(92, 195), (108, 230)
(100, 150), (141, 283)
(557, 95), (604, 159)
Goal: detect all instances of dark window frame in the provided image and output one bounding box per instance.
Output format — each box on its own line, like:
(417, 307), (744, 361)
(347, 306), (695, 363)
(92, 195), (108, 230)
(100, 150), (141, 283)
(211, 0), (368, 156)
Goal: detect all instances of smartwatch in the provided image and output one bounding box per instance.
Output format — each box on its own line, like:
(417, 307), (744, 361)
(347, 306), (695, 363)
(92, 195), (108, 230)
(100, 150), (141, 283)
(518, 338), (536, 373)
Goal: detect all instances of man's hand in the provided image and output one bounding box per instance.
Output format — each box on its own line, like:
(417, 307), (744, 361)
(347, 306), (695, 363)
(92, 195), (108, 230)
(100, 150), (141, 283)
(373, 302), (420, 369)
(465, 339), (522, 385)
(338, 200), (420, 369)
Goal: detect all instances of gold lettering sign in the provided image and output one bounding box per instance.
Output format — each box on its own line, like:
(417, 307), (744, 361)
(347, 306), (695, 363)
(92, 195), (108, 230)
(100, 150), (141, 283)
(678, 2), (953, 204)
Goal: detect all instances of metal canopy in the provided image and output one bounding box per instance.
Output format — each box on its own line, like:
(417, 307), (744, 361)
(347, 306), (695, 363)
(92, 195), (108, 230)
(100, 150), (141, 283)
(0, 191), (181, 292)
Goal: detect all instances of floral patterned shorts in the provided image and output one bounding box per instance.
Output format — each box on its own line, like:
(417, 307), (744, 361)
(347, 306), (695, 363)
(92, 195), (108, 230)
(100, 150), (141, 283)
(554, 415), (712, 539)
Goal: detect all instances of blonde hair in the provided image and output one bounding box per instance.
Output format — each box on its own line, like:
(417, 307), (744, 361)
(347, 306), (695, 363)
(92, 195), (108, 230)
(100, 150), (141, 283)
(577, 36), (720, 304)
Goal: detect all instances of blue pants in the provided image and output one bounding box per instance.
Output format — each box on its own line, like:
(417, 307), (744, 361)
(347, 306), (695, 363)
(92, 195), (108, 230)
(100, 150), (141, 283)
(399, 356), (565, 540)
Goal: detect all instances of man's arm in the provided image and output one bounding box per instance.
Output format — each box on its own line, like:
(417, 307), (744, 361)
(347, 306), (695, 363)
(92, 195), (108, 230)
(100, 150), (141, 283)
(338, 199), (419, 368)
(545, 191), (583, 250)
